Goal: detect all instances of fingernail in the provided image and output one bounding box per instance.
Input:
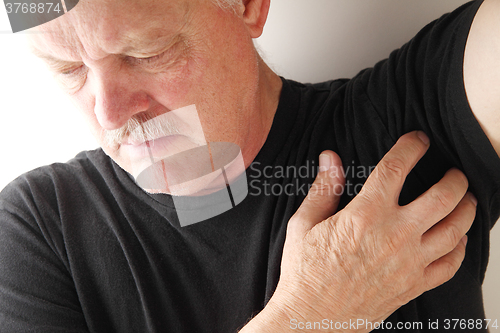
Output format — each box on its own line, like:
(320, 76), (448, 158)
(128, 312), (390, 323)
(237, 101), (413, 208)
(319, 154), (331, 172)
(461, 235), (468, 247)
(469, 193), (478, 207)
(417, 131), (430, 145)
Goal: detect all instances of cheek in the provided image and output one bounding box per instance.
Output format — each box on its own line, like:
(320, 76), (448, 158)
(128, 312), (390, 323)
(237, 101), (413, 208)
(142, 55), (235, 143)
(150, 56), (204, 109)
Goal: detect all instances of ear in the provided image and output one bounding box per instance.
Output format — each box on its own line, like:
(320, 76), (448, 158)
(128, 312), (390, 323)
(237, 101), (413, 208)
(241, 0), (271, 38)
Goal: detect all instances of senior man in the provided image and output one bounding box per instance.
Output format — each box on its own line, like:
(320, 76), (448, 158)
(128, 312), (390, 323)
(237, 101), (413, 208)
(1, 0), (499, 332)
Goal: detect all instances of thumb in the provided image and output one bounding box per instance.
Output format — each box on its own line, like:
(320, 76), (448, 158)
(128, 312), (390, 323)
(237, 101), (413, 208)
(288, 151), (345, 238)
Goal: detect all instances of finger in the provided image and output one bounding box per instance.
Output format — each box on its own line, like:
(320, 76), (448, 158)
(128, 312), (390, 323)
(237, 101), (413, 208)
(420, 192), (476, 264)
(423, 235), (467, 291)
(405, 168), (470, 233)
(287, 151), (345, 239)
(359, 131), (430, 205)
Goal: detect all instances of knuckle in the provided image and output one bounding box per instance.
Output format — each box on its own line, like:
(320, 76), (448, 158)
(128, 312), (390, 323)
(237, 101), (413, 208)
(370, 157), (407, 192)
(431, 187), (456, 210)
(445, 224), (463, 249)
(379, 156), (407, 180)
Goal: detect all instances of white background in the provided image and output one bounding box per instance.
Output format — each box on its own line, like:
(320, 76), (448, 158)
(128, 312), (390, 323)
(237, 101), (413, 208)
(1, 0), (499, 321)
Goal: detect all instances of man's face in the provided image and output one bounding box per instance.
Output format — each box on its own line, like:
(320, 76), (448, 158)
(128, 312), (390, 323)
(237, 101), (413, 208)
(29, 0), (271, 194)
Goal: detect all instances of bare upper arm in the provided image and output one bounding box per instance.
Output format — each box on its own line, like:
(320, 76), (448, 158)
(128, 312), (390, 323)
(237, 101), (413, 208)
(464, 0), (500, 157)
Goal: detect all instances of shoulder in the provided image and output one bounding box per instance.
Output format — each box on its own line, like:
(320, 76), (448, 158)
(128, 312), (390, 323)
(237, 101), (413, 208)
(0, 149), (116, 213)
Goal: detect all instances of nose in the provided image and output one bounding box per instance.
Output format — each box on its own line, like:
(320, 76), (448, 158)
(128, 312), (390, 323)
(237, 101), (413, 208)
(91, 69), (151, 130)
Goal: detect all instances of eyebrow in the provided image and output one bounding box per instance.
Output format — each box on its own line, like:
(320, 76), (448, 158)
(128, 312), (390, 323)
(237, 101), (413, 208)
(29, 51), (79, 79)
(120, 33), (184, 57)
(30, 47), (71, 63)
(30, 32), (184, 67)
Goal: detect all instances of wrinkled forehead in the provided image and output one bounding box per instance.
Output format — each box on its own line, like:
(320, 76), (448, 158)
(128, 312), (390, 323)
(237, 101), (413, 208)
(28, 0), (193, 61)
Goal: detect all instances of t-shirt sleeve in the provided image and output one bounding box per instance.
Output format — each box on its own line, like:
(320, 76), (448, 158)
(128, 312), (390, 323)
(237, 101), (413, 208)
(0, 173), (89, 332)
(339, 0), (500, 282)
(346, 0), (500, 219)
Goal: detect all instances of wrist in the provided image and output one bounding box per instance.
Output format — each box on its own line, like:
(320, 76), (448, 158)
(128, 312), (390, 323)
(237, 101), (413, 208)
(239, 283), (324, 333)
(239, 299), (290, 332)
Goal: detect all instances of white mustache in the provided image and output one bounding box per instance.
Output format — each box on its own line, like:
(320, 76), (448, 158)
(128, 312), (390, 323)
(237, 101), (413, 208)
(102, 112), (181, 147)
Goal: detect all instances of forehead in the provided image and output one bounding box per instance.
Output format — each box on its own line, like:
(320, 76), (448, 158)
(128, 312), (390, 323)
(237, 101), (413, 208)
(29, 0), (194, 61)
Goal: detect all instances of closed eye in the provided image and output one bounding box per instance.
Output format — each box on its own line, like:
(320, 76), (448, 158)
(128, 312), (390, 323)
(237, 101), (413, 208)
(56, 64), (88, 93)
(61, 65), (85, 75)
(133, 51), (166, 64)
(126, 39), (189, 71)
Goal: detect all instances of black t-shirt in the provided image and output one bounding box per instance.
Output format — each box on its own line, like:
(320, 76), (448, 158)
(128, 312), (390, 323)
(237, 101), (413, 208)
(1, 1), (500, 332)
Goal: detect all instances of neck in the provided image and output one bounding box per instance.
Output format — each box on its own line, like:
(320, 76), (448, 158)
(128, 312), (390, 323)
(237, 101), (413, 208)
(259, 57), (283, 143)
(242, 56), (283, 169)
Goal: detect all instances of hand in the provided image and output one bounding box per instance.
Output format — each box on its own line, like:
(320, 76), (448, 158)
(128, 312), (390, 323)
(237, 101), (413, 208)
(241, 131), (477, 332)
